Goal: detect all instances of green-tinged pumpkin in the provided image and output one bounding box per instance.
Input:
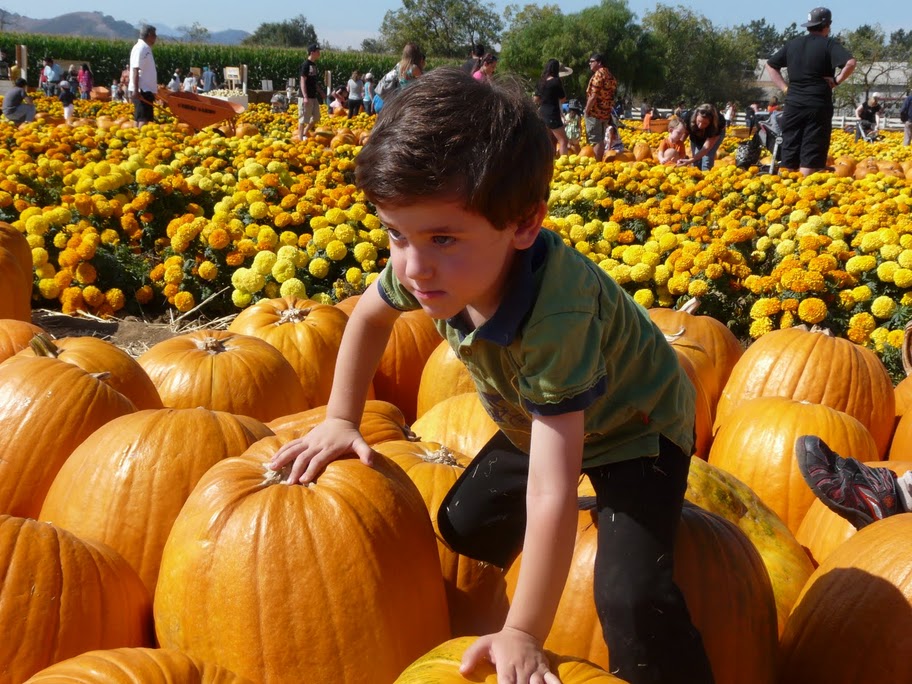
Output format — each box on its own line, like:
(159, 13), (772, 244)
(137, 330), (308, 422)
(375, 440), (510, 636)
(39, 408), (273, 595)
(227, 296), (350, 409)
(24, 648), (252, 684)
(154, 435), (450, 684)
(0, 515), (152, 683)
(779, 514), (912, 684)
(0, 355), (136, 518)
(505, 503), (778, 684)
(708, 396), (879, 534)
(394, 636), (627, 683)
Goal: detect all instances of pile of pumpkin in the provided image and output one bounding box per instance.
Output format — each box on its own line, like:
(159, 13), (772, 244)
(3, 191), (912, 684)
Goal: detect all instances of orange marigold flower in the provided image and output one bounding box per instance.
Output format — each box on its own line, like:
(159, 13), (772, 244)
(135, 285), (154, 304)
(105, 288), (126, 311)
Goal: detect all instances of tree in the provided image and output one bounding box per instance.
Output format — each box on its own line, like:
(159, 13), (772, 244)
(378, 0), (502, 58)
(177, 22), (210, 44)
(361, 38), (388, 54)
(242, 15), (319, 49)
(837, 24), (903, 106)
(735, 19), (782, 59)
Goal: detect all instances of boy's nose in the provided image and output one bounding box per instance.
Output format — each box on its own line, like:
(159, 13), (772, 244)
(404, 248), (434, 280)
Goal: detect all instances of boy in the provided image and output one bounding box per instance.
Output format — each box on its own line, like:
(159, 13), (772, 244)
(657, 116), (687, 164)
(270, 68), (712, 684)
(58, 81), (75, 124)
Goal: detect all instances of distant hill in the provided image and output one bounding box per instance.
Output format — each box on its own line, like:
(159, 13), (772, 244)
(0, 11), (250, 44)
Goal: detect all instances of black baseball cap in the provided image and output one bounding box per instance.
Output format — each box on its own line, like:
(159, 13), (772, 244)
(308, 44), (321, 53)
(801, 7), (832, 28)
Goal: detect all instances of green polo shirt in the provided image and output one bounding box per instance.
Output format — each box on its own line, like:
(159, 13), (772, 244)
(378, 228), (695, 467)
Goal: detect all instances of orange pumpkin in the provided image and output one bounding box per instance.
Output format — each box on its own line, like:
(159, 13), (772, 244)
(0, 221), (33, 322)
(0, 515), (152, 683)
(714, 326), (894, 457)
(39, 408), (273, 594)
(505, 503), (778, 683)
(137, 330), (308, 422)
(227, 296), (349, 409)
(0, 355), (136, 518)
(779, 514), (912, 684)
(0, 318), (44, 362)
(16, 333), (163, 410)
(24, 648), (252, 684)
(708, 396), (879, 534)
(154, 436), (450, 684)
(675, 350), (714, 459)
(395, 636), (625, 683)
(375, 440), (510, 636)
(334, 294), (360, 317)
(266, 399), (411, 445)
(411, 392), (499, 458)
(416, 340), (476, 418)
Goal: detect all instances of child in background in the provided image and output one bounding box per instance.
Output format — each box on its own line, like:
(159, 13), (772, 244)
(657, 116), (687, 164)
(270, 68), (712, 684)
(58, 81), (75, 124)
(564, 99), (582, 152)
(604, 117), (625, 154)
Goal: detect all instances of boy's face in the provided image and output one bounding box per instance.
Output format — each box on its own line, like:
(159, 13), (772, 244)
(669, 127), (686, 143)
(377, 201), (541, 325)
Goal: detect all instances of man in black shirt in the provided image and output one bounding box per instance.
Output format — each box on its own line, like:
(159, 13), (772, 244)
(461, 44), (484, 75)
(2, 78), (35, 124)
(298, 44), (322, 140)
(855, 95), (882, 141)
(767, 7), (856, 175)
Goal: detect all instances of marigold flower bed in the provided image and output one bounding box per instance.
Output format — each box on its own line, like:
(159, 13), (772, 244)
(3, 93), (912, 379)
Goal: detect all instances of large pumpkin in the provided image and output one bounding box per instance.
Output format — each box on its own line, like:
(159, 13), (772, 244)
(16, 333), (163, 410)
(505, 504), (778, 684)
(373, 309), (442, 422)
(137, 330), (308, 422)
(779, 514), (912, 684)
(411, 392), (499, 458)
(227, 296), (349, 409)
(675, 348), (714, 459)
(374, 440), (510, 636)
(266, 399), (412, 445)
(394, 636), (626, 683)
(708, 396), (879, 534)
(0, 355), (136, 518)
(0, 318), (44, 362)
(0, 221), (33, 321)
(795, 460), (912, 566)
(154, 436), (450, 684)
(39, 408), (273, 594)
(416, 340), (476, 418)
(24, 648), (252, 684)
(0, 515), (152, 683)
(713, 326), (894, 457)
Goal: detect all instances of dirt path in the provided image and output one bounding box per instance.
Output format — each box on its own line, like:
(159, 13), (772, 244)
(31, 310), (188, 357)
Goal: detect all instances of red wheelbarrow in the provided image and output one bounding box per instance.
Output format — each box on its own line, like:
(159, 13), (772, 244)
(154, 87), (246, 132)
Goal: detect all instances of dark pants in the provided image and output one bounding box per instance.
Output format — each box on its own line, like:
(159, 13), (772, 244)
(347, 99), (362, 118)
(437, 431), (714, 684)
(780, 104), (832, 170)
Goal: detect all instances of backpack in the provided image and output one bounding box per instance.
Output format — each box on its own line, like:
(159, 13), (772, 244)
(374, 66), (400, 99)
(901, 96), (912, 124)
(735, 137), (762, 169)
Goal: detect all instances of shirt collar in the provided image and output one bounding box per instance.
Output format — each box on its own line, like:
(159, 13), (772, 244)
(447, 232), (547, 346)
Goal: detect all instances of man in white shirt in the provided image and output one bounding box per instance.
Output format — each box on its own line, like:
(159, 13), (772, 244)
(129, 24), (158, 127)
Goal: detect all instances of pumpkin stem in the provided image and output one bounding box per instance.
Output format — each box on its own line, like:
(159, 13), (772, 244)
(809, 325), (833, 336)
(91, 371), (113, 382)
(662, 327), (686, 344)
(902, 320), (912, 376)
(425, 446), (459, 466)
(262, 462), (314, 487)
(679, 297), (702, 315)
(28, 332), (61, 358)
(196, 336), (228, 354)
(278, 307), (314, 325)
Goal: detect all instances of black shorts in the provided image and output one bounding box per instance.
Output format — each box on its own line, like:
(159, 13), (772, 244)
(544, 115), (564, 130)
(134, 91), (154, 122)
(779, 105), (832, 170)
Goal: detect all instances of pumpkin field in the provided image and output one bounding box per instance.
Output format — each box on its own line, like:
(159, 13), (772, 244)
(1, 90), (911, 683)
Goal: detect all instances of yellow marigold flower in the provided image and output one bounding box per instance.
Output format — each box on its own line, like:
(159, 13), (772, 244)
(365, 272), (380, 287)
(345, 267), (363, 286)
(272, 258), (296, 283)
(208, 228), (231, 250)
(231, 267), (266, 293)
(797, 297), (827, 324)
(633, 289), (654, 308)
(877, 262), (898, 283)
(362, 214), (381, 231)
(775, 240), (796, 257)
(82, 285), (106, 308)
(848, 311), (876, 338)
(688, 280), (709, 297)
(852, 285), (872, 302)
(629, 263), (653, 283)
(353, 243), (378, 263)
(237, 239), (258, 257)
(898, 250), (912, 270)
(311, 216), (330, 231)
(881, 244), (902, 262)
(894, 268), (912, 289)
(248, 201), (269, 220)
(280, 278), (307, 299)
(871, 296), (897, 320)
(275, 245), (297, 262)
(165, 255), (184, 268)
(325, 208), (347, 225)
(334, 224), (356, 243)
(276, 231), (296, 246)
(325, 240), (348, 261)
(667, 273), (690, 296)
(602, 221), (621, 242)
(369, 228), (389, 248)
(25, 214), (50, 236)
(610, 264), (631, 284)
(309, 257), (330, 279)
(888, 329), (905, 348)
(232, 289), (253, 308)
(31, 247), (49, 267)
(312, 292), (334, 305)
(750, 298), (781, 319)
(264, 281), (281, 299)
(312, 227), (334, 249)
(53, 233), (68, 249)
(74, 262), (97, 285)
(859, 233), (885, 253)
(780, 311), (795, 329)
(704, 264), (724, 280)
(164, 265), (184, 285)
(198, 261), (219, 281)
(845, 255), (877, 275)
(749, 317), (775, 339)
(256, 227), (279, 250)
(37, 278), (60, 299)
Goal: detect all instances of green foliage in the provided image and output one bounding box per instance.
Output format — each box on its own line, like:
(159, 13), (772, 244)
(379, 0), (503, 59)
(242, 15), (318, 49)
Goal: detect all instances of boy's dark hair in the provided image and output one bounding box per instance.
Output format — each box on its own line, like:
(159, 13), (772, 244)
(471, 43), (485, 57)
(356, 68), (554, 230)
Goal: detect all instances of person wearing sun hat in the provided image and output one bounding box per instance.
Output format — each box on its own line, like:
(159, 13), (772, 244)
(766, 7), (856, 175)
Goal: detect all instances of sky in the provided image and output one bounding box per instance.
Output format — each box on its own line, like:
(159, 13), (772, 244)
(5, 0), (910, 50)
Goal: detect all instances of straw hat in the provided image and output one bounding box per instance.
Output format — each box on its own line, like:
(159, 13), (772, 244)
(559, 64), (573, 77)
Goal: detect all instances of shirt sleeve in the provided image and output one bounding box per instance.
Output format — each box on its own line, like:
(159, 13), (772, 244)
(767, 45), (787, 69)
(377, 262), (420, 312)
(829, 41), (853, 69)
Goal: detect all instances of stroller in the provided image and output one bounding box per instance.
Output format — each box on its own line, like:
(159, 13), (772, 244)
(855, 120), (880, 143)
(735, 110), (782, 174)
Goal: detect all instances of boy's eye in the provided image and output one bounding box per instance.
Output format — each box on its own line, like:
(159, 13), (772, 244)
(386, 227), (404, 241)
(431, 235), (455, 246)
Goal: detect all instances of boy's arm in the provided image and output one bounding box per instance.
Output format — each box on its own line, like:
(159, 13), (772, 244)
(461, 410), (583, 681)
(270, 281), (402, 483)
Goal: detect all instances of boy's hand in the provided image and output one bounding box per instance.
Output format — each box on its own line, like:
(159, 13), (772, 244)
(269, 418), (376, 485)
(460, 627), (561, 684)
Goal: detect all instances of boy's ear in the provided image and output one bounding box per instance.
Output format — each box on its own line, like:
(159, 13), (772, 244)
(513, 201), (547, 249)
